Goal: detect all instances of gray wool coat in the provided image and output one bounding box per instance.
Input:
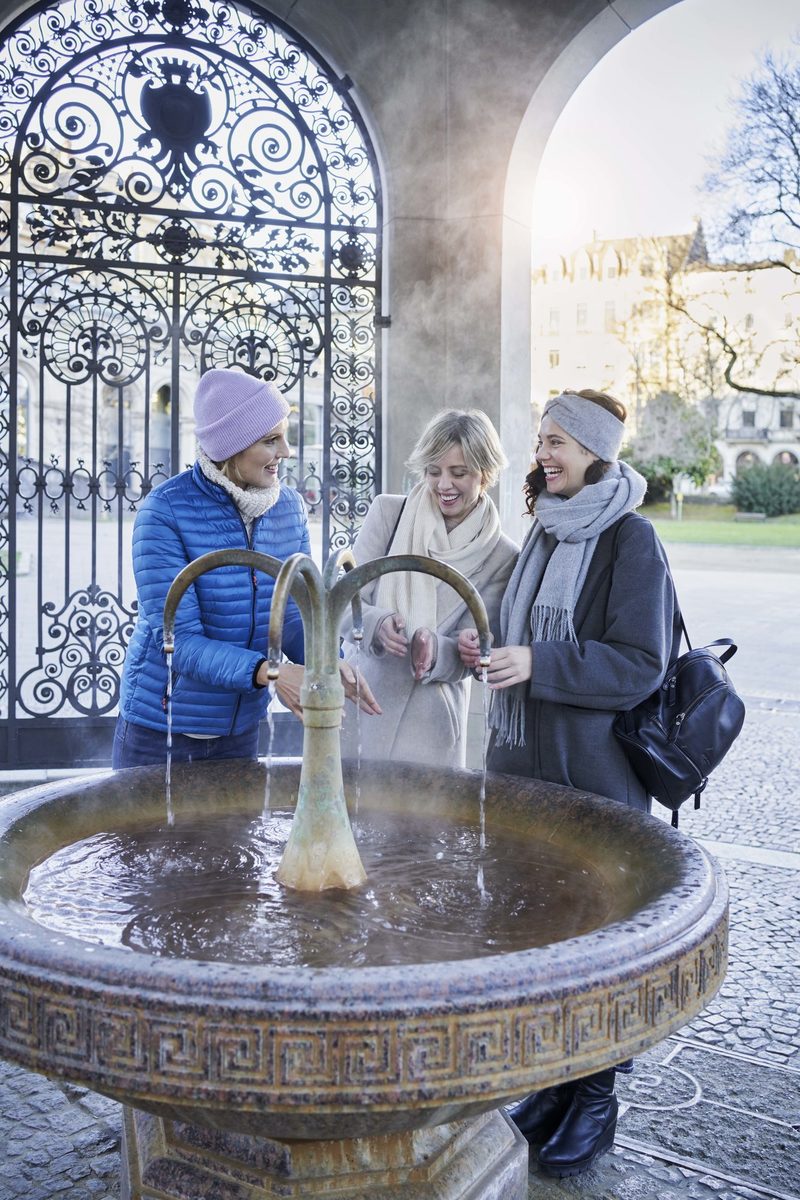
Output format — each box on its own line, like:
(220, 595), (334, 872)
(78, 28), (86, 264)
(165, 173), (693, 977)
(489, 512), (681, 811)
(340, 494), (519, 767)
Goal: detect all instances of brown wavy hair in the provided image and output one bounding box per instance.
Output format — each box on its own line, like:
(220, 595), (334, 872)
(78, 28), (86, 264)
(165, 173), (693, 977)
(524, 389), (627, 517)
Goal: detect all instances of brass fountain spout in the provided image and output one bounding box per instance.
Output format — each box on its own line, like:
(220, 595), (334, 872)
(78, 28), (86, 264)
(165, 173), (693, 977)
(163, 547), (493, 892)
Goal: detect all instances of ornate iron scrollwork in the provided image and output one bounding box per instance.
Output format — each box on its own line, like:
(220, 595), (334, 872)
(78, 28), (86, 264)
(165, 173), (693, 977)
(0, 0), (381, 748)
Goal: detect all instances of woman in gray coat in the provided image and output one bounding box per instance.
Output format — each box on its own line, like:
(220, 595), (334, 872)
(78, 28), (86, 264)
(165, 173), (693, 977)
(340, 409), (518, 768)
(459, 388), (681, 1179)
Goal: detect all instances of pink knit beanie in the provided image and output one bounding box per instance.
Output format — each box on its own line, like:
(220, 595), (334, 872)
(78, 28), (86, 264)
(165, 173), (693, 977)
(193, 369), (290, 461)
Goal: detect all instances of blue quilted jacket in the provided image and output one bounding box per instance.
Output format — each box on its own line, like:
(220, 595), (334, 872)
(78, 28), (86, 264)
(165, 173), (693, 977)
(120, 463), (308, 735)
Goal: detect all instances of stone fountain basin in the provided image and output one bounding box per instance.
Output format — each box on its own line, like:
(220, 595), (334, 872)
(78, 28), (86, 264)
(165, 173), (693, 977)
(0, 758), (727, 1141)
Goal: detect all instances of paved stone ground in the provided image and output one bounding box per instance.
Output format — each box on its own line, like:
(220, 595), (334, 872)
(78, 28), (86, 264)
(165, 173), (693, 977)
(1, 543), (798, 1199)
(520, 541), (800, 1198)
(522, 702), (800, 1199)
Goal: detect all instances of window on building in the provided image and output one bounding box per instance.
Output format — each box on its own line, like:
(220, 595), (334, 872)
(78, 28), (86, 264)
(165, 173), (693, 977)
(549, 350), (560, 368)
(606, 265), (617, 279)
(780, 408), (794, 429)
(549, 308), (560, 334)
(576, 303), (587, 331)
(744, 313), (754, 331)
(289, 403), (323, 452)
(152, 384), (171, 414)
(604, 301), (616, 332)
(640, 258), (653, 277)
(742, 410), (756, 427)
(736, 451), (759, 470)
(16, 374), (30, 457)
(149, 383), (171, 475)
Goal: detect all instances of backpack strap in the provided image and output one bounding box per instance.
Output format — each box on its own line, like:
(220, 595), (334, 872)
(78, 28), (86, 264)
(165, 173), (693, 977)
(609, 517), (738, 668)
(704, 638), (737, 664)
(384, 496), (407, 555)
(610, 512), (692, 652)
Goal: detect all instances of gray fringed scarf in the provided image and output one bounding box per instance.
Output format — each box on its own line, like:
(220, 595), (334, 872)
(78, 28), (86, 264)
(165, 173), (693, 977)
(491, 459), (647, 747)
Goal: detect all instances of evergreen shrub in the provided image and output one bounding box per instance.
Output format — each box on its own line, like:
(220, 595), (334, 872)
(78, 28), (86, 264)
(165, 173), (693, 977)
(731, 462), (800, 517)
(627, 458), (671, 505)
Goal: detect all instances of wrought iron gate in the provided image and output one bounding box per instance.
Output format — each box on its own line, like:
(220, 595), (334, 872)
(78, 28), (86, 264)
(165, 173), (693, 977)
(0, 0), (382, 769)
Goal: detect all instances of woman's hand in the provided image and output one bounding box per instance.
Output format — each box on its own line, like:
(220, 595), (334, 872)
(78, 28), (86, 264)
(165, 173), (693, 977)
(258, 661), (382, 718)
(457, 627), (481, 670)
(374, 612), (409, 657)
(486, 646), (532, 689)
(410, 627), (437, 680)
(273, 662), (304, 718)
(339, 661), (382, 715)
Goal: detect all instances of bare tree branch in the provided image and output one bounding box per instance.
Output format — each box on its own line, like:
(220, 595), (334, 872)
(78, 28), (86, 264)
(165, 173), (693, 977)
(668, 294), (800, 400)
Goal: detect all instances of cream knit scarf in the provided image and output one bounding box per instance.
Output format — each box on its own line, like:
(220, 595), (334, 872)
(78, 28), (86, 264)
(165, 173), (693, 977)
(375, 480), (502, 633)
(198, 450), (281, 534)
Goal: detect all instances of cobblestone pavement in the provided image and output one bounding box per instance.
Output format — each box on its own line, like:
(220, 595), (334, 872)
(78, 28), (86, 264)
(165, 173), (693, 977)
(1, 546), (798, 1199)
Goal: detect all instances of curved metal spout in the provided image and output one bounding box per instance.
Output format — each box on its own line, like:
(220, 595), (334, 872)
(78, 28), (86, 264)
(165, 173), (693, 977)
(323, 547), (363, 641)
(322, 546), (357, 590)
(162, 546), (364, 892)
(162, 546), (493, 895)
(267, 553), (326, 677)
(330, 554), (493, 667)
(163, 549), (311, 654)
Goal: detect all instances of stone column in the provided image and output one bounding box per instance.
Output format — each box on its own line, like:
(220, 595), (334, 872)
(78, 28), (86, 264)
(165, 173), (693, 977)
(266, 0), (677, 542)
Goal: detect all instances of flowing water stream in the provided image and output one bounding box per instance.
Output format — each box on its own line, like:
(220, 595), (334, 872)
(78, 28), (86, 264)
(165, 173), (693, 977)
(353, 638), (362, 825)
(477, 665), (490, 900)
(264, 680), (276, 817)
(165, 654), (174, 827)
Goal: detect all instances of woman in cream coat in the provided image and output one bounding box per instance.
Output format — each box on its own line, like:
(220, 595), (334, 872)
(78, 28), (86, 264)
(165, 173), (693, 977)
(340, 409), (518, 768)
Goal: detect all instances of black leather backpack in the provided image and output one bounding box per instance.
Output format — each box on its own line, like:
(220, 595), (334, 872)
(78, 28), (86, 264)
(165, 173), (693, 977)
(609, 515), (746, 827)
(613, 618), (746, 827)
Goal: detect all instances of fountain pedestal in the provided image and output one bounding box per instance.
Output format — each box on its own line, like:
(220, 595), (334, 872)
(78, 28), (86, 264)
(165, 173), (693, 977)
(122, 1106), (528, 1200)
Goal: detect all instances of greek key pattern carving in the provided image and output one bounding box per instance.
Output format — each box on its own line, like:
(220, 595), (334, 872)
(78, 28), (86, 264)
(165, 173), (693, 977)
(0, 924), (726, 1102)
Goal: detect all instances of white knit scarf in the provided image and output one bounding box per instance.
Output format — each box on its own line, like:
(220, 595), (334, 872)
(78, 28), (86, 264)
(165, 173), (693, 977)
(375, 480), (502, 633)
(198, 450), (281, 534)
(491, 460), (647, 747)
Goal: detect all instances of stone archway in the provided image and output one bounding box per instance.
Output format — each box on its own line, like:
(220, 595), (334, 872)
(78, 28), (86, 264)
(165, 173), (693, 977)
(500, 0), (682, 540)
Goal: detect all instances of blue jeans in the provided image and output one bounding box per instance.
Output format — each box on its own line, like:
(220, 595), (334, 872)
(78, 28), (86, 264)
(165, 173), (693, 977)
(112, 717), (260, 769)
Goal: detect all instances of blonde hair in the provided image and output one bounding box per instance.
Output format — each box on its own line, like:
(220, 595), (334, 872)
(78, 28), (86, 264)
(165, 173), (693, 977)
(215, 453), (250, 487)
(405, 409), (507, 489)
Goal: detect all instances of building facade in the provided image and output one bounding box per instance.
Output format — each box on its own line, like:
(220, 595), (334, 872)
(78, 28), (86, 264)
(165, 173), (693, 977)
(532, 229), (800, 489)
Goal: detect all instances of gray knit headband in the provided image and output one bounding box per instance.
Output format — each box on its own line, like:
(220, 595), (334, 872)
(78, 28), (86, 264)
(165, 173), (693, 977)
(542, 393), (624, 462)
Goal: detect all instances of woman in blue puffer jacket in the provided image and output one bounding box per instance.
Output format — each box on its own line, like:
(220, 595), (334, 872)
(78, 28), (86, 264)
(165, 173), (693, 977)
(113, 368), (378, 768)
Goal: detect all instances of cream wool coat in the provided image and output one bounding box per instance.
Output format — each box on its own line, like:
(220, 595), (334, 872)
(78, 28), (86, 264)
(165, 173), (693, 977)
(340, 494), (518, 767)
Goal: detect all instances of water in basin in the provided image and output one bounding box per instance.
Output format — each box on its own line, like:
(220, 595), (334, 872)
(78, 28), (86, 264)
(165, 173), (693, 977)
(23, 807), (613, 967)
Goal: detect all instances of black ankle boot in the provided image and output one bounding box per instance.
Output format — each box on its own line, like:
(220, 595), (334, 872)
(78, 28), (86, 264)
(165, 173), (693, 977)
(505, 1082), (576, 1144)
(537, 1068), (618, 1177)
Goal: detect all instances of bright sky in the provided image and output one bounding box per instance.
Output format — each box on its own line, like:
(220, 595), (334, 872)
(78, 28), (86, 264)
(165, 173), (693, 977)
(531, 0), (800, 264)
